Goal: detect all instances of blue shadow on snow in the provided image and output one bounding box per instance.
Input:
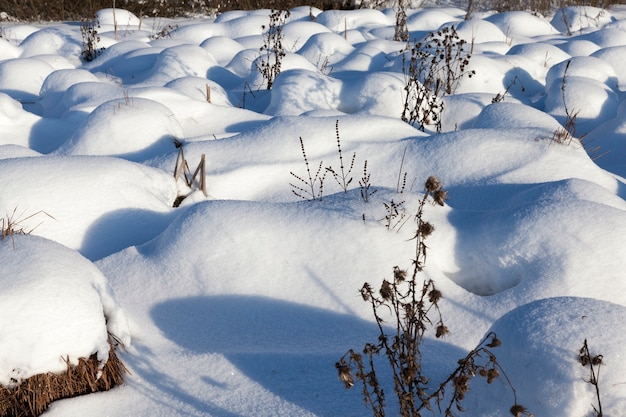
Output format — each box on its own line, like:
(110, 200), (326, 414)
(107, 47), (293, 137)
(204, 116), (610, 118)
(151, 294), (468, 417)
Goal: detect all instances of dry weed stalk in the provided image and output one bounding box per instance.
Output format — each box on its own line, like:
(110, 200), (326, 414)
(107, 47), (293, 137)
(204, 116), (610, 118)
(402, 26), (475, 132)
(0, 339), (127, 417)
(382, 199), (406, 231)
(359, 160), (377, 203)
(337, 177), (530, 417)
(258, 9), (290, 90)
(290, 137), (326, 201)
(325, 120), (356, 193)
(393, 0), (409, 42)
(1, 208), (55, 247)
(551, 60), (584, 146)
(579, 339), (604, 417)
(173, 144), (207, 205)
(80, 16), (104, 62)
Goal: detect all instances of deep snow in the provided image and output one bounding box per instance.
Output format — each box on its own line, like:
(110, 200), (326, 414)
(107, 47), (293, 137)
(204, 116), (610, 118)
(1, 4), (626, 417)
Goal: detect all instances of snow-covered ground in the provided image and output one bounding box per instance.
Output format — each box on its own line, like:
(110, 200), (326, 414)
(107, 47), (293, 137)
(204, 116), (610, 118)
(1, 4), (626, 416)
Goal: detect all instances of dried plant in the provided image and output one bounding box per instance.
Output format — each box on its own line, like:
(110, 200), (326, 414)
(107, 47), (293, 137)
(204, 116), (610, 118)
(382, 199), (406, 231)
(80, 16), (104, 62)
(401, 26), (475, 132)
(393, 0), (409, 42)
(337, 177), (529, 417)
(173, 144), (207, 205)
(150, 22), (178, 40)
(492, 75), (523, 104)
(290, 136), (326, 201)
(258, 9), (290, 90)
(359, 160), (377, 203)
(579, 339), (604, 417)
(326, 120), (356, 193)
(0, 338), (127, 417)
(1, 208), (55, 247)
(551, 60), (584, 146)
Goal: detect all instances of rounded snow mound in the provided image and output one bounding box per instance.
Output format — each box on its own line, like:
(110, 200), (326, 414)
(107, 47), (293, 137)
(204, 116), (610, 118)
(0, 155), (178, 260)
(550, 6), (614, 34)
(486, 11), (556, 38)
(466, 297), (626, 417)
(55, 97), (183, 161)
(0, 58), (56, 102)
(0, 92), (41, 147)
(0, 234), (130, 386)
(96, 8), (141, 28)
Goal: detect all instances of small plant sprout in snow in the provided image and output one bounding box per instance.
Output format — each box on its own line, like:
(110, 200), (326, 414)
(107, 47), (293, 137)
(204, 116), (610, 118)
(337, 176), (529, 417)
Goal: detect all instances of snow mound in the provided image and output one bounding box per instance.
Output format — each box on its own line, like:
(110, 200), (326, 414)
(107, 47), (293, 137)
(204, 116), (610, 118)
(467, 297), (626, 417)
(486, 11), (556, 38)
(0, 58), (56, 102)
(55, 97), (183, 161)
(0, 234), (130, 386)
(551, 6), (614, 34)
(0, 92), (41, 147)
(0, 155), (177, 260)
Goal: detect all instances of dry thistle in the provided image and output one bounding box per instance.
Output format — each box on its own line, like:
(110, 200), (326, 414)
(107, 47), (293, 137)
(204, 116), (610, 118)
(335, 361), (354, 388)
(486, 335), (502, 348)
(435, 324), (449, 338)
(338, 176), (526, 417)
(433, 189), (448, 206)
(428, 288), (442, 304)
(380, 280), (393, 301)
(393, 266), (407, 283)
(360, 282), (373, 302)
(510, 404), (530, 417)
(419, 221), (435, 237)
(424, 175), (442, 192)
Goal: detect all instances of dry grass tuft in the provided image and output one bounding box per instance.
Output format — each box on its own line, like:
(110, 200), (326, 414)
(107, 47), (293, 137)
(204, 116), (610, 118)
(0, 338), (128, 417)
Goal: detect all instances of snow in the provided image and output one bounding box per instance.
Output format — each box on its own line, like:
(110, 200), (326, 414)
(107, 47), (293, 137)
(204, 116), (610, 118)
(1, 3), (626, 417)
(0, 234), (130, 386)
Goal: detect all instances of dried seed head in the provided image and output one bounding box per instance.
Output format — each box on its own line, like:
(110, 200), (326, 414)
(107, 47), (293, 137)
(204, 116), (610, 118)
(435, 324), (449, 338)
(433, 189), (448, 206)
(487, 368), (500, 383)
(335, 362), (354, 389)
(487, 336), (502, 348)
(419, 221), (435, 237)
(428, 288), (443, 304)
(380, 280), (393, 301)
(453, 374), (469, 393)
(393, 266), (407, 283)
(424, 176), (442, 192)
(510, 404), (529, 417)
(360, 283), (372, 301)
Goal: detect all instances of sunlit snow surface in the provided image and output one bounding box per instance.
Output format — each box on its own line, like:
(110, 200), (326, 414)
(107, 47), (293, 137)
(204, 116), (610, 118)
(1, 4), (626, 417)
